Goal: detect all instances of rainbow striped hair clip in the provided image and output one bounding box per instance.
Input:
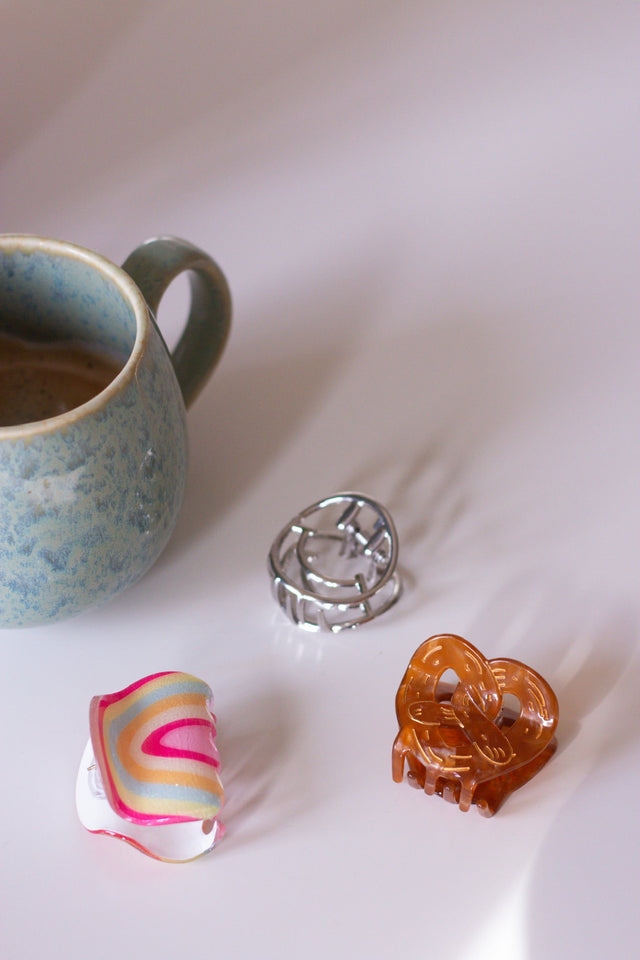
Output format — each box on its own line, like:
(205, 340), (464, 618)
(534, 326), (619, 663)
(76, 672), (224, 862)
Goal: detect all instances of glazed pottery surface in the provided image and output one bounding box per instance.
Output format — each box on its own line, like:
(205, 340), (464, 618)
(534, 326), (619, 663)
(0, 235), (230, 627)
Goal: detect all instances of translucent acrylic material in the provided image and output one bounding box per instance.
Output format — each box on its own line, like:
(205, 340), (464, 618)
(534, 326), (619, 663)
(392, 635), (558, 816)
(76, 671), (224, 861)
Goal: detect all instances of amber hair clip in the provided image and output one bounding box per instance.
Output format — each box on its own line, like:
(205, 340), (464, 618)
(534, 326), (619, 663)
(392, 634), (558, 816)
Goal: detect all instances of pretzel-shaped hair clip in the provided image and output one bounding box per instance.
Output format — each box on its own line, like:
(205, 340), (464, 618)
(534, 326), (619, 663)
(392, 635), (558, 816)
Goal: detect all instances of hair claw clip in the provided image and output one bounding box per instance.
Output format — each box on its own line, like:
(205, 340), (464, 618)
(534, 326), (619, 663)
(268, 492), (402, 632)
(392, 634), (558, 816)
(76, 671), (224, 862)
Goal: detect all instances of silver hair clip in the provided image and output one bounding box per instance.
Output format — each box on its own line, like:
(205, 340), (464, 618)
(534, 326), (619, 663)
(268, 492), (402, 632)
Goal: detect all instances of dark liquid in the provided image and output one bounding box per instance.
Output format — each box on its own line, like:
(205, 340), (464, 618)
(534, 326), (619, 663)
(0, 332), (125, 426)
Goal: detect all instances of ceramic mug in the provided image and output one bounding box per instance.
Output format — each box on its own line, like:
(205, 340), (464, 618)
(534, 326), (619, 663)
(0, 234), (231, 628)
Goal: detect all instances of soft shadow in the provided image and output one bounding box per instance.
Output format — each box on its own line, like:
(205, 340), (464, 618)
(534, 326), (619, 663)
(470, 585), (637, 756)
(523, 636), (640, 959)
(1, 0), (401, 206)
(344, 438), (470, 617)
(1, 0), (155, 161)
(551, 608), (639, 754)
(177, 346), (348, 547)
(142, 312), (570, 612)
(327, 314), (556, 620)
(161, 269), (372, 562)
(215, 684), (312, 849)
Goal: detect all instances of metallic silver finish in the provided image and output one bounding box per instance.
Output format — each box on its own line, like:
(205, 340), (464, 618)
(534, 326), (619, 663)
(268, 492), (402, 632)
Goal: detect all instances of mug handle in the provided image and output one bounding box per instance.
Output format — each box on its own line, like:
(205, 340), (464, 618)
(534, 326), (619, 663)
(122, 236), (231, 408)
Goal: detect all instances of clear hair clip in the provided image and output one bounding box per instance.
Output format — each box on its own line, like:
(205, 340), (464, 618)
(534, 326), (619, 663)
(76, 671), (224, 862)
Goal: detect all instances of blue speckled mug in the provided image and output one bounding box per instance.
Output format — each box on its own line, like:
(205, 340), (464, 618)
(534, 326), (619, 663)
(0, 235), (231, 627)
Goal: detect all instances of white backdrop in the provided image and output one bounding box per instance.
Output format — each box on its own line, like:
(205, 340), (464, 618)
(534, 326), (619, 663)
(1, 2), (639, 958)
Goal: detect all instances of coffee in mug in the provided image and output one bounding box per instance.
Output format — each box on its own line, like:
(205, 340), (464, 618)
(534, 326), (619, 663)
(0, 332), (125, 426)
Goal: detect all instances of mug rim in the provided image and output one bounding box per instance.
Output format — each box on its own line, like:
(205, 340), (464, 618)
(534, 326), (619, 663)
(0, 234), (150, 439)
